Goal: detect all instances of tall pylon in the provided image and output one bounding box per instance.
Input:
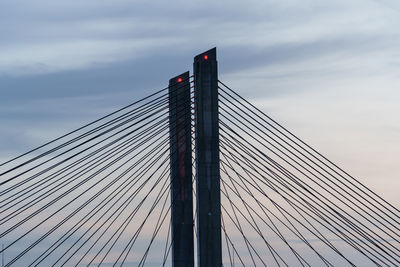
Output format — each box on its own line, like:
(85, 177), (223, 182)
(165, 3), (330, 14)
(168, 48), (222, 267)
(168, 71), (195, 267)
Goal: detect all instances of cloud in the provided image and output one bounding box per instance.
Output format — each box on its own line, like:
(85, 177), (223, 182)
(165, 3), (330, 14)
(1, 0), (399, 176)
(1, 0), (398, 83)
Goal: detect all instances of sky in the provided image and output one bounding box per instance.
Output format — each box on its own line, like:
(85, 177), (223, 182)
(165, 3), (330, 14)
(0, 0), (399, 264)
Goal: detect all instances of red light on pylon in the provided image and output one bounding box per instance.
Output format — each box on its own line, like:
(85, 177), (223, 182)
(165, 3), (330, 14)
(204, 55), (208, 60)
(177, 78), (183, 82)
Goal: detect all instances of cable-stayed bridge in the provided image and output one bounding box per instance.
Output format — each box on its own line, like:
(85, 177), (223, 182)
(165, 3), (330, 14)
(0, 48), (399, 267)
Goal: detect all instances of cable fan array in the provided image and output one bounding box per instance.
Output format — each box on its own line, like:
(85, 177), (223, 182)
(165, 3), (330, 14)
(0, 76), (399, 266)
(0, 77), (195, 267)
(218, 81), (400, 266)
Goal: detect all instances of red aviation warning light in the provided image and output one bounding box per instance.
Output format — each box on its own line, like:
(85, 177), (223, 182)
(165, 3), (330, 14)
(177, 78), (183, 83)
(204, 54), (208, 60)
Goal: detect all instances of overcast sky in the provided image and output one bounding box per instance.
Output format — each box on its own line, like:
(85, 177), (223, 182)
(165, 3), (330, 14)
(0, 0), (399, 262)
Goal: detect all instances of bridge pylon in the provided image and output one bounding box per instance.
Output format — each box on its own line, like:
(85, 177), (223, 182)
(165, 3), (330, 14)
(168, 71), (195, 267)
(193, 48), (222, 267)
(168, 48), (222, 267)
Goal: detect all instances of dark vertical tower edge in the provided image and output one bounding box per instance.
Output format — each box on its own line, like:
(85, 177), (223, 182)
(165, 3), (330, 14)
(168, 71), (194, 267)
(194, 48), (222, 267)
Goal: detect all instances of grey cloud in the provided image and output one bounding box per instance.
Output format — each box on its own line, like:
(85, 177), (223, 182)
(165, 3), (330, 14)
(1, 0), (399, 155)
